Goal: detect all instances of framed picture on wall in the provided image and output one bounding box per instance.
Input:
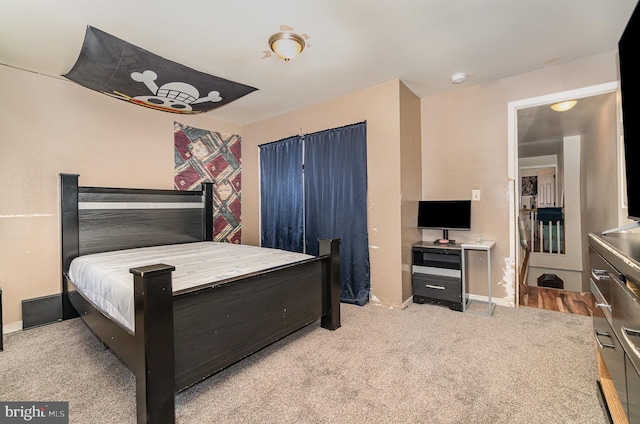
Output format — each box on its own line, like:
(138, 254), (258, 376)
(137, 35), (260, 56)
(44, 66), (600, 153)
(521, 176), (538, 196)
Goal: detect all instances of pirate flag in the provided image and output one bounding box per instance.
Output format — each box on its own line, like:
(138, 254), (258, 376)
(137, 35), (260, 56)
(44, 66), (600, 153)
(63, 26), (258, 114)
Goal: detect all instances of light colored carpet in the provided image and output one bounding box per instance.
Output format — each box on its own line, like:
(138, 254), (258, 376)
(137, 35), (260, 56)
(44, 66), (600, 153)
(0, 303), (607, 424)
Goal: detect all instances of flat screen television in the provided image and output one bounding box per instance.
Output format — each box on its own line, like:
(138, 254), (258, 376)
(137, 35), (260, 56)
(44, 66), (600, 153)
(619, 1), (640, 221)
(418, 200), (471, 245)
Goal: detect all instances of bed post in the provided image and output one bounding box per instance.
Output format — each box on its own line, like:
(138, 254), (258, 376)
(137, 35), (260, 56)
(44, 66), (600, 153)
(202, 182), (214, 241)
(60, 173), (80, 320)
(130, 264), (176, 424)
(319, 238), (341, 331)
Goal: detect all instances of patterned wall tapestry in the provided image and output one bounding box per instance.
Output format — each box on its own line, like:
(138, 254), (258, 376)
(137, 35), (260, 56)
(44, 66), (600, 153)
(174, 122), (241, 243)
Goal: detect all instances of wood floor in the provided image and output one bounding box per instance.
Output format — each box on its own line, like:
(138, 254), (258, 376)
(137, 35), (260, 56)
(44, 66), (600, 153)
(519, 284), (595, 317)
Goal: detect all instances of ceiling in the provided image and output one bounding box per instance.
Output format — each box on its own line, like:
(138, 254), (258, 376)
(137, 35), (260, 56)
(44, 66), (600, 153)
(517, 91), (617, 157)
(0, 0), (637, 128)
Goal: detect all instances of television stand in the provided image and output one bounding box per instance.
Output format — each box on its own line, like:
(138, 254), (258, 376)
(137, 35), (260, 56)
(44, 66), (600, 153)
(411, 242), (463, 312)
(412, 240), (496, 316)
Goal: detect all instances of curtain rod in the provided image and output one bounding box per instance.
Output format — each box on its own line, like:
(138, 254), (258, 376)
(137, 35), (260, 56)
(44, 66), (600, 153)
(258, 121), (366, 148)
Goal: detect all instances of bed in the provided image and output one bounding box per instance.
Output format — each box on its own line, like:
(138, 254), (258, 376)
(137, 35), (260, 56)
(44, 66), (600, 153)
(59, 174), (341, 424)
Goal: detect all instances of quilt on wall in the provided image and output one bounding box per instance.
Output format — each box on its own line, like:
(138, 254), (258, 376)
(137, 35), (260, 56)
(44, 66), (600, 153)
(174, 122), (241, 243)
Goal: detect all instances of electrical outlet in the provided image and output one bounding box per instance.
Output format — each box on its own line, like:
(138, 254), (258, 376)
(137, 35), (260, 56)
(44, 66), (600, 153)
(472, 189), (481, 201)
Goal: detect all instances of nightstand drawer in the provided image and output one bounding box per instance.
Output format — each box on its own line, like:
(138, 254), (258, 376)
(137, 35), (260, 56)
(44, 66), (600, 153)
(412, 274), (461, 303)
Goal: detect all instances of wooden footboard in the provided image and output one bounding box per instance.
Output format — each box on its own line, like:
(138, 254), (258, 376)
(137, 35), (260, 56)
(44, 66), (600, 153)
(60, 174), (341, 424)
(126, 241), (339, 424)
(131, 264), (176, 423)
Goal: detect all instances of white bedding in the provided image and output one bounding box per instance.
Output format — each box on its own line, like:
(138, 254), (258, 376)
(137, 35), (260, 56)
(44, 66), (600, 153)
(68, 242), (314, 333)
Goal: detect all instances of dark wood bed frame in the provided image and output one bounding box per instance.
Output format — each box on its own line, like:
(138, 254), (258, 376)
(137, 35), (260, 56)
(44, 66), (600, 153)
(59, 173), (341, 424)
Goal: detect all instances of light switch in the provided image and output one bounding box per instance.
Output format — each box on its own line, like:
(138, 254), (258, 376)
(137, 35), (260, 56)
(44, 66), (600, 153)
(472, 190), (481, 201)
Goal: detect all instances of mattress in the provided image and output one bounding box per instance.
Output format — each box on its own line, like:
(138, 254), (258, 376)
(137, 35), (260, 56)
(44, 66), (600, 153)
(68, 242), (314, 333)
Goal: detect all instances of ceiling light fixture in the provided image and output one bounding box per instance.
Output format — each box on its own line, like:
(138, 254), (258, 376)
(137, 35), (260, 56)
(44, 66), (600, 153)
(451, 73), (467, 84)
(550, 100), (577, 112)
(269, 31), (306, 61)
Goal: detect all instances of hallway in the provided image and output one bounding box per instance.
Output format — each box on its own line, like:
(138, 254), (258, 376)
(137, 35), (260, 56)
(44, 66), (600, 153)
(519, 285), (594, 317)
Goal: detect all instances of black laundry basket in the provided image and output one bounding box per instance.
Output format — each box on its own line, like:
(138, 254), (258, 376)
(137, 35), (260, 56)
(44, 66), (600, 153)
(537, 273), (564, 289)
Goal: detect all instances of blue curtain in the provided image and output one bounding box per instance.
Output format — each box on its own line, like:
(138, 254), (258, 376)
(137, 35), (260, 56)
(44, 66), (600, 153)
(304, 122), (370, 306)
(259, 136), (304, 252)
(259, 123), (370, 306)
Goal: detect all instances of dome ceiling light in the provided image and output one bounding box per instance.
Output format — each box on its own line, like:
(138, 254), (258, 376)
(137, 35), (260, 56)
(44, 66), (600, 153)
(550, 100), (578, 112)
(269, 31), (306, 61)
(264, 25), (309, 62)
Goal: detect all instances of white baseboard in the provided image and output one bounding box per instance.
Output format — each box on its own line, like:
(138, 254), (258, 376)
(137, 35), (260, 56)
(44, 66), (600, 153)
(3, 320), (22, 334)
(467, 293), (513, 308)
(402, 297), (413, 309)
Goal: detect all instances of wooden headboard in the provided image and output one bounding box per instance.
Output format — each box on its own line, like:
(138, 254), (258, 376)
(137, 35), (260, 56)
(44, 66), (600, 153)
(60, 173), (214, 276)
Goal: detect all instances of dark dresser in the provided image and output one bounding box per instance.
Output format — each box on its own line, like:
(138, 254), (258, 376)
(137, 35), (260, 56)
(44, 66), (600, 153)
(589, 232), (640, 424)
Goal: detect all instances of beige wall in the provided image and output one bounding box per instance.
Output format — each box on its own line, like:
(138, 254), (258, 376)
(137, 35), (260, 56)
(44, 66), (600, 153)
(399, 84), (422, 303)
(582, 91), (622, 234)
(582, 91), (619, 291)
(243, 80), (414, 308)
(421, 50), (620, 302)
(0, 65), (240, 326)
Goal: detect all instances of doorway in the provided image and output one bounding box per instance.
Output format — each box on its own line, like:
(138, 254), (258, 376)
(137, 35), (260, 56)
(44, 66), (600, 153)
(507, 81), (619, 307)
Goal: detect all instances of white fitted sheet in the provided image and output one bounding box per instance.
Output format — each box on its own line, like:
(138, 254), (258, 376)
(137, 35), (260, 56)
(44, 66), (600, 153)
(68, 242), (314, 334)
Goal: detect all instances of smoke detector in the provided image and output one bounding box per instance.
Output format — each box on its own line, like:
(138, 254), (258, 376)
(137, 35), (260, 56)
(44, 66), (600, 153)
(451, 73), (467, 84)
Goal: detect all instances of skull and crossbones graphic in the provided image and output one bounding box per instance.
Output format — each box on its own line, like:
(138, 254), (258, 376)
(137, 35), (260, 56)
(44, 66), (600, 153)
(116, 70), (222, 113)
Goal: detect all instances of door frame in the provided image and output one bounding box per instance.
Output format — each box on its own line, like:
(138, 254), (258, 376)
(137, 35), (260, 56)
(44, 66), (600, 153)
(507, 81), (618, 304)
(519, 163), (559, 209)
